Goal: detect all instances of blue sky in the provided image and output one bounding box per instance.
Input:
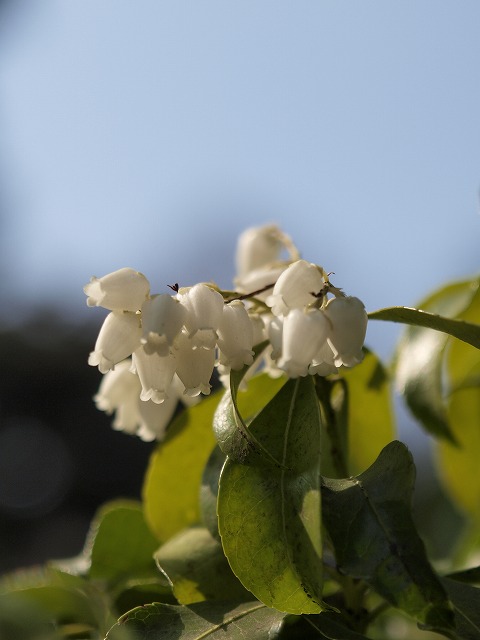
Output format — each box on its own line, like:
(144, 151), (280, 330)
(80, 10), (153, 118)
(1, 1), (479, 357)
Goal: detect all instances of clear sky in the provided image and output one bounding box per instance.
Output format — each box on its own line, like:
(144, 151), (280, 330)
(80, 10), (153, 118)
(1, 1), (479, 357)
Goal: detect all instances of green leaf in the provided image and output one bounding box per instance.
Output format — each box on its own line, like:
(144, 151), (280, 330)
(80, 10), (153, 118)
(446, 566), (480, 585)
(304, 612), (374, 639)
(213, 347), (287, 464)
(437, 386), (480, 522)
(155, 526), (252, 604)
(108, 601), (287, 639)
(199, 445), (225, 541)
(0, 567), (112, 636)
(0, 593), (62, 640)
(322, 441), (454, 629)
(388, 280), (480, 441)
(421, 579), (480, 640)
(320, 349), (396, 477)
(88, 500), (160, 584)
(369, 303), (480, 350)
(143, 392), (220, 541)
(218, 377), (325, 614)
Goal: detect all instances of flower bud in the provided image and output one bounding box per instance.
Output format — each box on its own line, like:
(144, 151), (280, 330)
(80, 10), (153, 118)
(235, 224), (285, 278)
(84, 267), (150, 311)
(174, 330), (215, 396)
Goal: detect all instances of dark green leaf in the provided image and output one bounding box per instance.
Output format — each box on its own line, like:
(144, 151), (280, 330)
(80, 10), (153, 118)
(304, 611), (374, 639)
(420, 579), (480, 640)
(155, 527), (252, 604)
(446, 567), (480, 585)
(322, 441), (454, 629)
(388, 280), (479, 441)
(88, 500), (160, 584)
(218, 377), (325, 614)
(143, 392), (220, 541)
(108, 601), (287, 639)
(0, 593), (61, 640)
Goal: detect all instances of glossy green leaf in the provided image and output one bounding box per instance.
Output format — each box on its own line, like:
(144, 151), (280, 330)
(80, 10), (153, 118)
(143, 392), (220, 541)
(437, 386), (480, 522)
(369, 302), (480, 350)
(199, 445), (225, 541)
(322, 441), (454, 629)
(218, 377), (325, 614)
(155, 526), (252, 604)
(446, 566), (480, 585)
(88, 500), (160, 584)
(108, 601), (287, 640)
(213, 367), (287, 464)
(389, 279), (479, 441)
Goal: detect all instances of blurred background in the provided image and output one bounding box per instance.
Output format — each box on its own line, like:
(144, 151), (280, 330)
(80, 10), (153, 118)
(0, 0), (479, 572)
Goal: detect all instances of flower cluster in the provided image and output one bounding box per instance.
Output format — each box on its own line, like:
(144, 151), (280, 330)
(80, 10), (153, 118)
(85, 225), (368, 440)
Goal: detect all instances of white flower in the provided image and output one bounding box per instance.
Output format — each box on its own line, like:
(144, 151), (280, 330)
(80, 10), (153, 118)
(88, 311), (142, 373)
(174, 330), (215, 397)
(266, 259), (325, 316)
(177, 283), (224, 349)
(234, 264), (287, 302)
(235, 224), (286, 278)
(84, 267), (150, 312)
(132, 347), (177, 404)
(308, 341), (338, 376)
(277, 308), (329, 378)
(136, 395), (178, 442)
(141, 294), (186, 356)
(217, 301), (255, 370)
(324, 296), (367, 367)
(94, 359), (142, 434)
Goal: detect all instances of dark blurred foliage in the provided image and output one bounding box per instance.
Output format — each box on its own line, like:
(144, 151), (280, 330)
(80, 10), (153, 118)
(0, 312), (156, 573)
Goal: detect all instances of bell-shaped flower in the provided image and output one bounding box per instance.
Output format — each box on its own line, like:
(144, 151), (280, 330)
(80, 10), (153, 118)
(84, 267), (150, 312)
(234, 264), (286, 302)
(235, 224), (285, 278)
(177, 283), (224, 349)
(266, 260), (325, 316)
(136, 394), (178, 442)
(277, 308), (329, 378)
(309, 341), (338, 377)
(324, 296), (368, 368)
(217, 301), (255, 370)
(173, 330), (215, 396)
(94, 359), (142, 434)
(132, 346), (177, 404)
(141, 294), (186, 356)
(266, 315), (283, 360)
(88, 311), (142, 373)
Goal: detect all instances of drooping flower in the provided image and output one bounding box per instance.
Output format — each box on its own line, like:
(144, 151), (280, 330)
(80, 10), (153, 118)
(93, 359), (142, 434)
(88, 311), (142, 373)
(84, 267), (150, 312)
(217, 301), (255, 370)
(174, 330), (216, 396)
(276, 308), (330, 378)
(324, 296), (368, 367)
(177, 283), (224, 349)
(132, 347), (177, 404)
(141, 294), (186, 356)
(266, 259), (326, 316)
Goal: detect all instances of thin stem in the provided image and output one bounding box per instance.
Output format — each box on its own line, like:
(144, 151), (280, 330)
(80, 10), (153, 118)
(224, 282), (275, 303)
